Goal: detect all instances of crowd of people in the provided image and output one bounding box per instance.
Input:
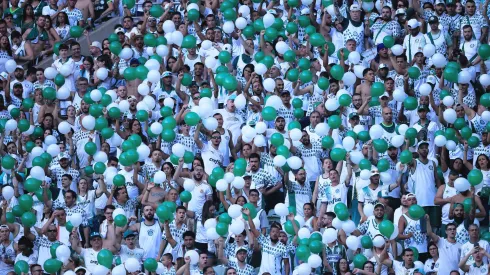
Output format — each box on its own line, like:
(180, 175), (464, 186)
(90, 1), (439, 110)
(2, 0), (490, 274)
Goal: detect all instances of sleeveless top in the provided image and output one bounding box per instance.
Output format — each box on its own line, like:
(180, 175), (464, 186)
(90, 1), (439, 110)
(408, 159), (437, 207)
(0, 241), (15, 273)
(402, 214), (428, 253)
(343, 20), (364, 53)
(305, 216), (315, 232)
(25, 25), (49, 43)
(424, 31), (447, 56)
(13, 41), (26, 57)
(139, 221), (162, 260)
(442, 184), (457, 225)
(219, 129), (231, 166)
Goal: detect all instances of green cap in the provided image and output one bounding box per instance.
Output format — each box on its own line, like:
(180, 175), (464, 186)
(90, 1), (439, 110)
(417, 104), (429, 112)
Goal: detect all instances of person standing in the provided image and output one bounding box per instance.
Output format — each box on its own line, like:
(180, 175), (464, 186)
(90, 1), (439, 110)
(426, 216), (462, 275)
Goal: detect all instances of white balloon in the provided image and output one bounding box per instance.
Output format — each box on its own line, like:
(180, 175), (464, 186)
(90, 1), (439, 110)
(119, 48), (133, 59)
(380, 172), (392, 184)
(255, 122), (267, 134)
(454, 177), (471, 192)
(44, 67), (57, 80)
(136, 102), (149, 111)
(183, 179), (195, 192)
(68, 213), (83, 227)
(391, 135), (405, 148)
(287, 156), (302, 169)
(354, 65), (366, 79)
(297, 263), (311, 275)
(55, 245), (71, 261)
(325, 98), (340, 111)
(204, 218), (217, 230)
(150, 122), (163, 135)
(31, 147), (44, 158)
(94, 151), (108, 163)
(332, 217), (343, 229)
(423, 43), (436, 58)
(59, 64), (72, 77)
(231, 94), (246, 110)
(363, 204), (374, 217)
(46, 144), (61, 157)
(308, 254), (322, 268)
(362, 1), (375, 11)
(432, 53), (447, 68)
(360, 169), (371, 180)
(5, 119), (16, 132)
(348, 51), (361, 64)
(145, 60), (160, 72)
(443, 108), (457, 123)
(458, 70), (472, 84)
(446, 140), (457, 151)
(346, 235), (360, 250)
(5, 60), (17, 73)
(204, 56), (217, 69)
(137, 83), (150, 96)
(253, 135), (266, 147)
(274, 203), (289, 217)
(373, 235), (386, 247)
(43, 135), (56, 146)
(224, 172), (235, 184)
(171, 31), (184, 46)
(322, 228), (338, 244)
(156, 45), (169, 57)
(342, 220), (356, 235)
(57, 86), (70, 100)
(350, 151), (364, 165)
(93, 265), (110, 275)
(63, 271), (77, 275)
(263, 78), (276, 92)
(143, 95), (156, 109)
(480, 74), (490, 87)
(118, 100), (129, 113)
(146, 47), (154, 56)
(434, 135), (447, 147)
(230, 219), (245, 235)
(223, 21), (235, 34)
(232, 176), (245, 189)
(414, 261), (424, 270)
(263, 13), (275, 28)
(482, 110), (490, 122)
(216, 179), (228, 192)
(289, 128), (302, 141)
(393, 89), (407, 102)
(419, 83), (432, 96)
(353, 124), (364, 134)
(238, 5), (250, 17)
(255, 63), (267, 75)
(82, 115), (96, 130)
(2, 186), (14, 200)
(275, 41), (289, 55)
(273, 155), (287, 167)
(369, 125), (384, 139)
(112, 264), (127, 275)
(30, 166), (45, 180)
(58, 121), (72, 134)
(235, 17), (248, 29)
(201, 40), (213, 50)
(96, 68), (108, 80)
(326, 4), (335, 16)
(228, 204), (243, 218)
(125, 258), (141, 272)
(203, 117), (218, 131)
(315, 123), (328, 136)
(162, 20), (176, 33)
(265, 95), (283, 109)
(391, 45), (404, 56)
(298, 228), (311, 239)
(206, 227), (220, 240)
(154, 171), (167, 184)
(342, 72), (356, 86)
(398, 124), (409, 135)
(164, 98), (174, 108)
(171, 144), (186, 158)
(342, 136), (356, 151)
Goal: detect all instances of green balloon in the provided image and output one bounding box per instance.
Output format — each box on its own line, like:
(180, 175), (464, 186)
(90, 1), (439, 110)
(339, 94), (352, 106)
(408, 205), (425, 220)
(144, 258), (158, 272)
(444, 67), (458, 83)
(400, 150), (413, 164)
(22, 98), (34, 110)
(84, 142), (97, 156)
(322, 136), (334, 149)
(370, 82), (384, 97)
(309, 240), (323, 254)
(328, 115), (342, 129)
(270, 133), (285, 146)
(359, 159), (372, 170)
(460, 126), (472, 140)
(161, 129), (175, 142)
(84, 166), (94, 175)
(97, 249), (114, 269)
(286, 68), (299, 82)
(361, 235), (373, 249)
(336, 207), (349, 221)
(181, 35), (197, 49)
(330, 148), (346, 162)
(288, 121), (301, 130)
(284, 220), (299, 235)
(481, 93), (490, 107)
(9, 107), (19, 119)
(404, 96), (418, 110)
(144, 33), (157, 47)
(468, 136), (480, 148)
(288, 0), (299, 7)
(187, 8), (200, 21)
(18, 194), (33, 211)
(14, 260), (29, 274)
(405, 128), (417, 139)
(108, 33), (119, 43)
(326, 41), (336, 55)
(112, 214), (127, 227)
(2, 155), (15, 169)
(223, 76), (238, 91)
(410, 247), (420, 261)
(183, 151), (194, 163)
(242, 203), (257, 220)
(112, 174), (125, 187)
(296, 244), (310, 261)
(21, 212), (36, 227)
(379, 220), (395, 238)
(242, 25), (255, 38)
(44, 259), (62, 274)
(216, 222), (229, 236)
(101, 128), (115, 139)
(358, 131), (371, 142)
(383, 35), (395, 48)
(353, 254), (368, 269)
(468, 169), (484, 186)
(309, 33), (325, 47)
(283, 50), (296, 62)
(262, 106), (277, 121)
(294, 108), (304, 119)
(69, 25), (83, 38)
(337, 48), (350, 60)
(454, 118), (466, 130)
(24, 178), (41, 193)
(218, 51), (232, 63)
(184, 112), (200, 126)
(35, 188), (51, 201)
(330, 64), (344, 80)
(123, 67), (137, 81)
(149, 4), (164, 17)
(180, 190), (192, 202)
(292, 98), (303, 108)
(479, 44), (490, 60)
(298, 58), (310, 70)
(317, 77), (330, 90)
(128, 134), (142, 147)
(377, 159), (390, 172)
(43, 87), (56, 100)
(135, 110), (148, 122)
(408, 66), (421, 79)
(122, 0), (135, 8)
(276, 145), (290, 158)
(373, 139), (388, 153)
(94, 162), (106, 174)
(109, 41), (122, 55)
(299, 70), (313, 83)
(12, 205), (24, 217)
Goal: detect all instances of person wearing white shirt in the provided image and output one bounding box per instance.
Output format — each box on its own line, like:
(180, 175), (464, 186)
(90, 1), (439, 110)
(403, 19), (426, 63)
(426, 217), (462, 275)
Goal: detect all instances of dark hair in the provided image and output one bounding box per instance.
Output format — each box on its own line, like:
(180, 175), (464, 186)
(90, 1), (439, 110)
(403, 248), (414, 256)
(362, 68), (374, 76)
(11, 30), (21, 40)
(162, 161), (176, 177)
(203, 266), (214, 273)
(104, 205), (116, 212)
(97, 54), (113, 69)
(18, 236), (34, 249)
(201, 200), (215, 226)
(108, 156), (119, 163)
(183, 231), (196, 239)
(176, 206), (186, 212)
(225, 267), (237, 274)
(475, 154), (490, 169)
(427, 241), (438, 258)
(191, 157), (205, 172)
(30, 264), (42, 273)
(62, 174), (73, 181)
(57, 12), (69, 27)
(249, 153), (260, 161)
(65, 190), (76, 198)
(249, 189), (259, 196)
(114, 186), (128, 200)
(0, 34), (12, 56)
(325, 212), (336, 219)
(59, 44), (69, 51)
(163, 253), (173, 261)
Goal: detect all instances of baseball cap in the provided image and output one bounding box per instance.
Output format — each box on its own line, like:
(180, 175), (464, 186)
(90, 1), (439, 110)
(395, 8), (406, 16)
(446, 0), (455, 5)
(268, 9), (277, 15)
(90, 232), (102, 239)
(0, 72), (8, 81)
(417, 104), (429, 112)
(371, 169), (380, 176)
(350, 4), (361, 11)
(15, 65), (24, 70)
(189, 81), (198, 87)
(374, 202), (385, 209)
(300, 8), (310, 15)
(59, 152), (71, 160)
(427, 75), (437, 85)
(115, 27), (125, 34)
(377, 43), (386, 52)
(243, 173), (252, 179)
(130, 58), (140, 66)
(406, 192), (416, 198)
(380, 92), (389, 98)
(74, 267), (87, 274)
(416, 140), (429, 150)
(378, 63), (388, 70)
(428, 16), (439, 24)
(13, 82), (23, 88)
(378, 189), (390, 198)
(228, 94), (237, 101)
(407, 19), (421, 29)
(236, 246), (248, 253)
(349, 112), (359, 119)
(435, 0), (445, 5)
(162, 71), (172, 78)
(91, 41), (102, 50)
(123, 230), (136, 238)
(249, 96), (260, 104)
(275, 115), (285, 122)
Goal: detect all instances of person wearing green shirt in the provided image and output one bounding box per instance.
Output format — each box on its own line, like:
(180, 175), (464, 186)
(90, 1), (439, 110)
(2, 0), (23, 28)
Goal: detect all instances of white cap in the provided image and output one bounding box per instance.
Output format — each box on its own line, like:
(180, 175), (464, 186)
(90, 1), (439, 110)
(114, 27), (125, 34)
(407, 19), (421, 29)
(300, 8), (310, 15)
(350, 4), (361, 11)
(427, 75), (437, 85)
(90, 41), (102, 51)
(395, 8), (406, 15)
(249, 96), (260, 104)
(379, 92), (389, 98)
(435, 0), (445, 5)
(378, 63), (388, 69)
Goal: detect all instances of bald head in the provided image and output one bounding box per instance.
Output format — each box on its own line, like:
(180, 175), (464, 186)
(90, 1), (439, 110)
(382, 107), (393, 124)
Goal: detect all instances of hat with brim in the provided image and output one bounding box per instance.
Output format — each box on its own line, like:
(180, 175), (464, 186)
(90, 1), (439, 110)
(417, 105), (429, 112)
(90, 232), (102, 240)
(370, 169), (380, 176)
(416, 140), (429, 150)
